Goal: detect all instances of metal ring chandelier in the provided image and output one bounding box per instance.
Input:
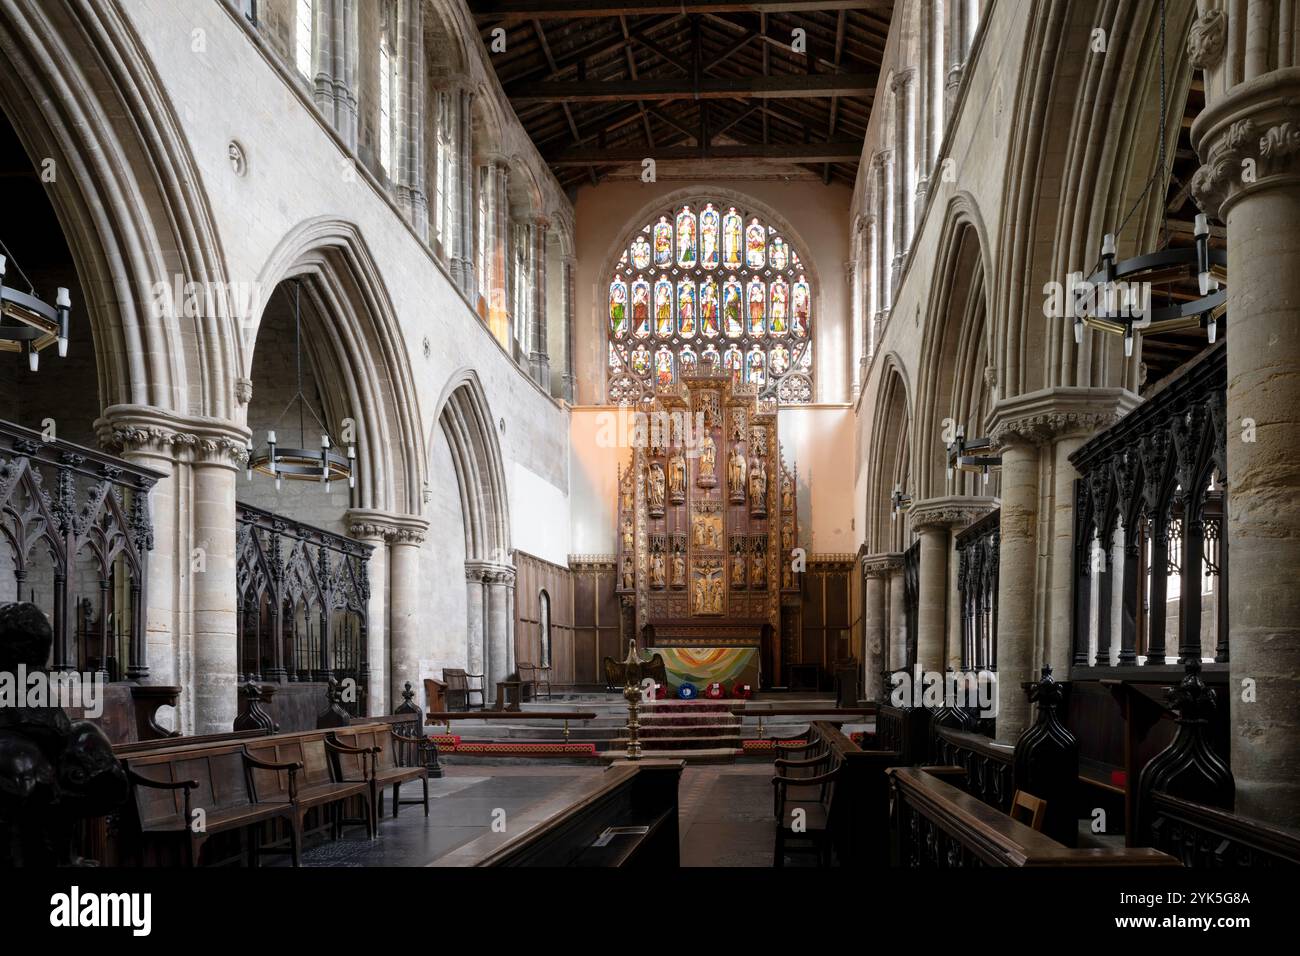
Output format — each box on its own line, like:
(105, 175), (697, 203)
(0, 249), (70, 371)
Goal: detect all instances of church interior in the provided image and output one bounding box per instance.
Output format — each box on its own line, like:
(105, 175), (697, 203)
(1, 0), (1298, 912)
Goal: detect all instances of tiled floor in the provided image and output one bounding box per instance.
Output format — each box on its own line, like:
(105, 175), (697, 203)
(678, 765), (819, 867)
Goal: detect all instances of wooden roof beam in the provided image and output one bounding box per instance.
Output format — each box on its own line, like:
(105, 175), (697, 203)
(507, 72), (877, 102)
(544, 140), (864, 164)
(469, 2), (884, 22)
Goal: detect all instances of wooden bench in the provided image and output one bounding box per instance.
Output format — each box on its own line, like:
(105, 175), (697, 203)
(242, 730), (376, 847)
(329, 724), (429, 829)
(121, 742), (300, 866)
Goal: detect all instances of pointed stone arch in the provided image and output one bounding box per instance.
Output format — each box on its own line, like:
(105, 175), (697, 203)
(253, 217), (425, 517)
(0, 0), (242, 419)
(867, 355), (913, 555)
(914, 194), (996, 500)
(432, 369), (514, 689)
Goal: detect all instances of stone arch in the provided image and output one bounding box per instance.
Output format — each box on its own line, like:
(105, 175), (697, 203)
(0, 0), (241, 420)
(423, 0), (471, 75)
(252, 217), (425, 517)
(994, 0), (1197, 398)
(913, 194), (996, 499)
(431, 369), (514, 687)
(867, 355), (913, 554)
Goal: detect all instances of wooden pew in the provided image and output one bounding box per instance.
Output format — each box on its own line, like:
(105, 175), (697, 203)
(329, 724), (429, 829)
(886, 767), (1180, 867)
(243, 730), (376, 846)
(121, 743), (300, 866)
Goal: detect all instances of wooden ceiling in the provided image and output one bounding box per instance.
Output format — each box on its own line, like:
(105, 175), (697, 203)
(468, 0), (894, 193)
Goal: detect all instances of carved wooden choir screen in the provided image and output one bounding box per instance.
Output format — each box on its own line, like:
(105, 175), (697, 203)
(0, 419), (160, 680)
(606, 201), (814, 406)
(956, 509), (1000, 671)
(235, 503), (372, 712)
(1070, 342), (1228, 669)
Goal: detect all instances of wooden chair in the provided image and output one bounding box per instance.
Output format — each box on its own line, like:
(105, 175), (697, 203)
(443, 668), (485, 711)
(1010, 790), (1047, 832)
(773, 752), (842, 867)
(518, 662), (553, 701)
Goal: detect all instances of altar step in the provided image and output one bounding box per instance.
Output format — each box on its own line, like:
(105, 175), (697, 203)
(609, 735), (741, 752)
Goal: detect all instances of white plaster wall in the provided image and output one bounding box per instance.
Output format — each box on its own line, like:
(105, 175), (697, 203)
(568, 407), (626, 556)
(779, 406), (858, 554)
(422, 426), (468, 669)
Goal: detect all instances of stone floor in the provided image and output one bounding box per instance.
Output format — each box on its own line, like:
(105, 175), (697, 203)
(275, 762), (813, 867)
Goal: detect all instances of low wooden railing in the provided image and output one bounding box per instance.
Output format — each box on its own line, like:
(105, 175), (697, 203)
(886, 767), (1179, 867)
(1148, 792), (1300, 867)
(932, 726), (1014, 813)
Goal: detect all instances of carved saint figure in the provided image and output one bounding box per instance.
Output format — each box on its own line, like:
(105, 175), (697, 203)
(751, 552), (767, 589)
(648, 462), (666, 512)
(621, 516), (634, 553)
(672, 550), (686, 587)
(621, 556), (635, 590)
(698, 433), (717, 486)
(727, 447), (747, 501)
(749, 457), (767, 511)
(731, 551), (746, 588)
(781, 472), (794, 513)
(651, 551), (666, 589)
(782, 520), (794, 551)
(668, 453), (686, 500)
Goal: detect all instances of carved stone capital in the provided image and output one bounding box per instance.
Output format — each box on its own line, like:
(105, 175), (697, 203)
(986, 387), (1141, 450)
(1191, 71), (1300, 218)
(96, 404), (250, 469)
(890, 69), (915, 94)
(908, 495), (998, 532)
(344, 508), (428, 545)
(861, 552), (903, 577)
(1186, 9), (1226, 70)
(873, 148), (893, 169)
(464, 560), (516, 586)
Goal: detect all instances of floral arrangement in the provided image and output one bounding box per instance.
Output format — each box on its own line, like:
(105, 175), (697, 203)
(677, 682), (698, 700)
(703, 681), (726, 699)
(732, 682), (753, 700)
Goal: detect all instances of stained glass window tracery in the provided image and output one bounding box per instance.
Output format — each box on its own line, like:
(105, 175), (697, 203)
(607, 202), (813, 405)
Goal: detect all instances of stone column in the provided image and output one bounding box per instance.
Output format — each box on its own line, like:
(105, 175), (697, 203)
(888, 564), (907, 671)
(561, 254), (577, 402)
(465, 566), (487, 679)
(944, 0), (967, 116)
(313, 0), (359, 149)
(909, 497), (997, 675)
(988, 389), (1137, 743)
(1189, 0), (1300, 826)
(915, 0), (933, 202)
(393, 0), (427, 234)
(862, 553), (901, 701)
(528, 216), (551, 388)
(891, 69), (915, 268)
(481, 157), (510, 342)
(1047, 432), (1090, 677)
(344, 511), (389, 715)
(874, 150), (894, 311)
(862, 212), (878, 369)
(386, 522), (427, 711)
(98, 407), (249, 735)
(451, 86), (476, 294)
(465, 560), (516, 693)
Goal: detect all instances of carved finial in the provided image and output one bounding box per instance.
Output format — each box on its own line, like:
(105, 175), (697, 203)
(1165, 661), (1218, 723)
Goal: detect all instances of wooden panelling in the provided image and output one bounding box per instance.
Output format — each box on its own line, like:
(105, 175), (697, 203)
(571, 557), (620, 687)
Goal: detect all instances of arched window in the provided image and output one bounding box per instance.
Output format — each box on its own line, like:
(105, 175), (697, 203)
(607, 201), (814, 405)
(378, 13), (396, 174)
(433, 91), (453, 247)
(295, 0), (313, 78)
(538, 590), (551, 669)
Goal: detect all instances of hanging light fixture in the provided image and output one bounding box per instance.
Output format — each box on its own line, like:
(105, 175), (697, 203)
(0, 244), (71, 372)
(246, 280), (355, 492)
(946, 425), (1001, 486)
(890, 486), (912, 521)
(1067, 0), (1226, 359)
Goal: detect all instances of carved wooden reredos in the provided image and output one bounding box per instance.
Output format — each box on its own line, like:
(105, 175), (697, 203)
(615, 372), (798, 643)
